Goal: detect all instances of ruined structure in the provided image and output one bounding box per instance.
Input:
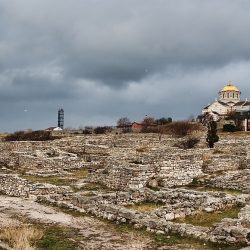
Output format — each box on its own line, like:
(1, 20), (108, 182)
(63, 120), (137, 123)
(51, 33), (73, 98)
(0, 132), (249, 248)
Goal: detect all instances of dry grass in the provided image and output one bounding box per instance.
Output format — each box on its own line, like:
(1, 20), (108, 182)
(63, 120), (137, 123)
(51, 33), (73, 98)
(212, 149), (231, 155)
(243, 222), (250, 229)
(0, 133), (8, 141)
(220, 131), (250, 137)
(202, 153), (211, 162)
(0, 225), (43, 250)
(136, 146), (149, 153)
(69, 168), (88, 178)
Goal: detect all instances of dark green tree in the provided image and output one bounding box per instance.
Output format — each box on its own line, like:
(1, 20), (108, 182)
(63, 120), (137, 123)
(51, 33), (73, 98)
(156, 117), (173, 125)
(206, 121), (219, 148)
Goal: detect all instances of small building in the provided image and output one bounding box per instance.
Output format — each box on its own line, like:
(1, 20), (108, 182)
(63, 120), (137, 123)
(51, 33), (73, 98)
(131, 122), (144, 132)
(45, 127), (63, 132)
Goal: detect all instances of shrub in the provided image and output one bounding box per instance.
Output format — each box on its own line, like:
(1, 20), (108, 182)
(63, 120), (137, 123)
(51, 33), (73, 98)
(82, 129), (92, 134)
(156, 117), (172, 125)
(174, 137), (200, 149)
(94, 126), (112, 134)
(141, 126), (158, 133)
(165, 121), (201, 137)
(4, 130), (58, 141)
(223, 124), (237, 132)
(206, 121), (219, 148)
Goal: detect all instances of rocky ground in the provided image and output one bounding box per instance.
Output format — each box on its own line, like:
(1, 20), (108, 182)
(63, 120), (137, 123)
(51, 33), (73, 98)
(0, 132), (249, 249)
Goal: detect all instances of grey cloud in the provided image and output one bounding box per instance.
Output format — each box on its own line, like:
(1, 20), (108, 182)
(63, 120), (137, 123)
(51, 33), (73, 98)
(0, 0), (250, 131)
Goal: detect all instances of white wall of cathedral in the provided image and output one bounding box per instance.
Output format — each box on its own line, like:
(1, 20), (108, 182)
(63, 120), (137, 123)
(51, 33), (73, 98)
(206, 101), (230, 115)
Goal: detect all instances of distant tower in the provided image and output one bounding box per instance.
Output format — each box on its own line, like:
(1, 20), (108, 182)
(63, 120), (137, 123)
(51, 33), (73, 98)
(58, 108), (64, 129)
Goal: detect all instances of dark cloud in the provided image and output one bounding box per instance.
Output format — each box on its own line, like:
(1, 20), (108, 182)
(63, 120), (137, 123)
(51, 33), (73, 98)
(0, 0), (250, 131)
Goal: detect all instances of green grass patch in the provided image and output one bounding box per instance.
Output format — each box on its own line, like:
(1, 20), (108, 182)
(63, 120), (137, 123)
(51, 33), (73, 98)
(74, 182), (110, 192)
(154, 233), (243, 250)
(173, 206), (241, 227)
(125, 202), (164, 213)
(21, 168), (88, 187)
(187, 186), (242, 196)
(22, 175), (73, 186)
(113, 222), (243, 250)
(36, 225), (81, 250)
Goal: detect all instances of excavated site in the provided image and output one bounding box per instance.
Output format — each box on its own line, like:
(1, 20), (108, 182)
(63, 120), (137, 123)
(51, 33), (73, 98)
(0, 132), (250, 250)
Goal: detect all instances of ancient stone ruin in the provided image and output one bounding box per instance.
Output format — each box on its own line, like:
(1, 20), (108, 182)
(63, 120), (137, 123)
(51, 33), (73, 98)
(0, 132), (249, 249)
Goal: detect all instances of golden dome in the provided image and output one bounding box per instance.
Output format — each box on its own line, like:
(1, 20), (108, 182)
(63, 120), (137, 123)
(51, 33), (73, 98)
(221, 83), (240, 92)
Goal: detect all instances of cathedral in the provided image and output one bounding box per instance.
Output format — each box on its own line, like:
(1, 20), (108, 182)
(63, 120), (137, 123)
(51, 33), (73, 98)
(202, 82), (250, 130)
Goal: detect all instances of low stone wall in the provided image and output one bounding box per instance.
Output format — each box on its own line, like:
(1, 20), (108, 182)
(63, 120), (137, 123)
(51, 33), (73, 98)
(40, 188), (250, 245)
(203, 170), (250, 193)
(72, 188), (249, 217)
(202, 154), (246, 173)
(0, 174), (71, 197)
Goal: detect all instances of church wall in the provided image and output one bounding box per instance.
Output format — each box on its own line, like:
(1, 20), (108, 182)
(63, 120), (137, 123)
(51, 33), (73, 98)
(206, 102), (229, 115)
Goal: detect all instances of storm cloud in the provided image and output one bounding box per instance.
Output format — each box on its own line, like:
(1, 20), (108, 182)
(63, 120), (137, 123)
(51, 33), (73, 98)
(0, 0), (250, 131)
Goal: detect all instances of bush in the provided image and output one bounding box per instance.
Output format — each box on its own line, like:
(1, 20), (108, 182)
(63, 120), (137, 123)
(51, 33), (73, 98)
(4, 130), (58, 141)
(165, 121), (201, 137)
(223, 124), (237, 132)
(94, 126), (112, 134)
(121, 127), (132, 133)
(82, 129), (92, 134)
(174, 137), (200, 149)
(141, 126), (158, 133)
(206, 121), (219, 148)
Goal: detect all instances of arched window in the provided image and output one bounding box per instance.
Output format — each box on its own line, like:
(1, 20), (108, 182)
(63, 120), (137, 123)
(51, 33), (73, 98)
(227, 93), (229, 98)
(233, 93), (234, 98)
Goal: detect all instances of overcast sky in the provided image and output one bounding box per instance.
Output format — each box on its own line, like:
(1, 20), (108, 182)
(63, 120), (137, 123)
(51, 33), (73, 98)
(1, 0), (250, 132)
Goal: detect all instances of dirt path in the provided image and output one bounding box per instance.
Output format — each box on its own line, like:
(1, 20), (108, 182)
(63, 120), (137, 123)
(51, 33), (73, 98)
(0, 196), (214, 250)
(0, 196), (154, 249)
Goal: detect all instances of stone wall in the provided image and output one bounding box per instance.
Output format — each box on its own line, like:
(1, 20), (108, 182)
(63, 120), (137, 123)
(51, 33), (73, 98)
(39, 188), (250, 245)
(0, 174), (71, 197)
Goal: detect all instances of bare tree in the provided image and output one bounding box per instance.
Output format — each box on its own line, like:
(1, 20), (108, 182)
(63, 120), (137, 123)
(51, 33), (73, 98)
(166, 121), (202, 137)
(117, 117), (131, 127)
(142, 116), (155, 126)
